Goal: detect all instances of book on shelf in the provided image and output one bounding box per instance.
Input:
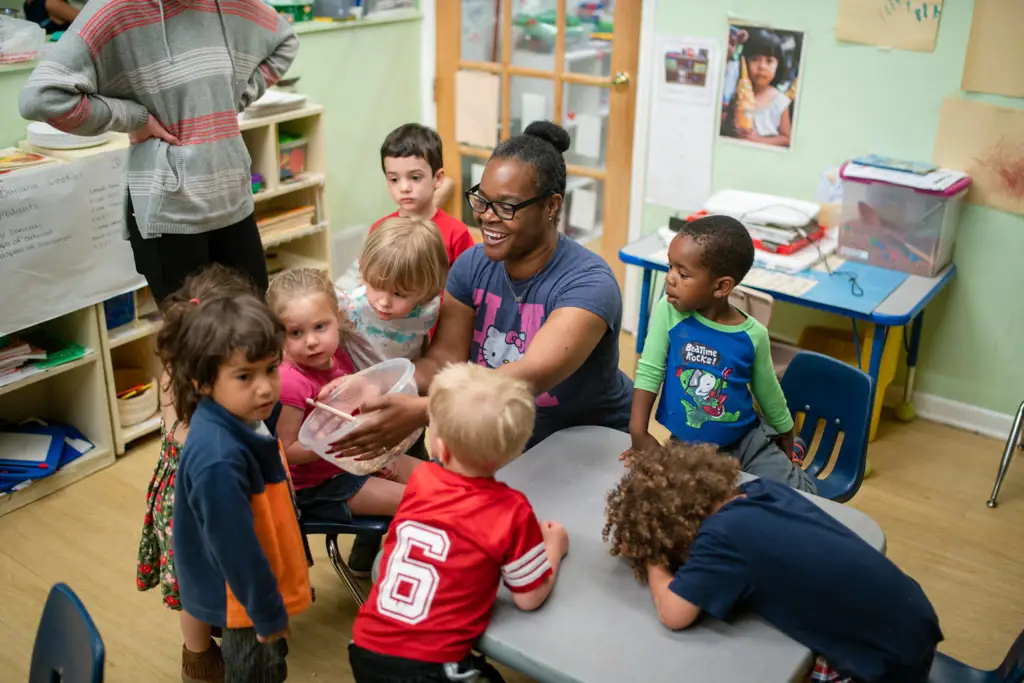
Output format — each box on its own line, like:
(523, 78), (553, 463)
(0, 334), (88, 388)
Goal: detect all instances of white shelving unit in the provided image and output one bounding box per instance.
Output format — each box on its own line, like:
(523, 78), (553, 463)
(1, 103), (332, 510)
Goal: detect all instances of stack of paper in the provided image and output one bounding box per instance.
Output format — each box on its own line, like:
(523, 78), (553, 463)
(842, 161), (968, 193)
(752, 234), (837, 273)
(654, 225), (836, 273)
(242, 89), (308, 119)
(0, 337), (46, 378)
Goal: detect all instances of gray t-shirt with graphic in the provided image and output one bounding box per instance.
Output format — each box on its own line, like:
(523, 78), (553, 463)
(447, 235), (632, 446)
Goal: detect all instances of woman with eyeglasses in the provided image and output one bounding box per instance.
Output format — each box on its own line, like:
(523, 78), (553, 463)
(323, 120), (633, 460)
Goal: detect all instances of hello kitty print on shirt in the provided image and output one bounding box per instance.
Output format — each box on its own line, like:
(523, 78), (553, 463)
(482, 327), (526, 367)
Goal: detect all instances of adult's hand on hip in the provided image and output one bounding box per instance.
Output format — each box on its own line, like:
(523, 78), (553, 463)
(130, 114), (180, 146)
(326, 393), (427, 459)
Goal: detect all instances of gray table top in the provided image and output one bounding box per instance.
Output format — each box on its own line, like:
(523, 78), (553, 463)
(480, 426), (886, 683)
(620, 232), (953, 322)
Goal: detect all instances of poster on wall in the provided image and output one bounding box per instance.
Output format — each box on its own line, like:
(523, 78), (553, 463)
(836, 0), (943, 52)
(0, 150), (145, 336)
(933, 97), (1024, 216)
(645, 35), (720, 211)
(717, 19), (805, 152)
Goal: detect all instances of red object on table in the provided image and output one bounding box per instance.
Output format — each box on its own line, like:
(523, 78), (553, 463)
(684, 209), (827, 255)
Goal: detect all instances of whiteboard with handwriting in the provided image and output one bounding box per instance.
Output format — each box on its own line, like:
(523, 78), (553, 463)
(0, 150), (144, 336)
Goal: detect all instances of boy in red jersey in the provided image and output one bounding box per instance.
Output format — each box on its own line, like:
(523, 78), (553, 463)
(374, 123), (474, 266)
(349, 363), (569, 683)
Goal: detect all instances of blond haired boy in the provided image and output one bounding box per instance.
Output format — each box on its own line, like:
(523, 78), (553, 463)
(338, 215), (449, 371)
(349, 364), (569, 683)
(336, 215), (451, 574)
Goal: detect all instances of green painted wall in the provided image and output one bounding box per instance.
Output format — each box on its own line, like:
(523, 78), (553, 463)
(0, 15), (422, 231)
(288, 17), (422, 229)
(646, 0), (1024, 417)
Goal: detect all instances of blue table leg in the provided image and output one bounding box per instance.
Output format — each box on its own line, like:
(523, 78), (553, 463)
(636, 268), (653, 356)
(896, 312), (924, 422)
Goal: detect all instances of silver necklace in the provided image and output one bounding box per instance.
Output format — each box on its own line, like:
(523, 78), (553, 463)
(502, 236), (560, 303)
(503, 266), (529, 303)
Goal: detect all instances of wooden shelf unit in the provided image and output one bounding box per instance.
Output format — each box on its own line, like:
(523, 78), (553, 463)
(0, 306), (116, 518)
(1, 102), (333, 513)
(254, 105), (331, 279)
(98, 290), (164, 455)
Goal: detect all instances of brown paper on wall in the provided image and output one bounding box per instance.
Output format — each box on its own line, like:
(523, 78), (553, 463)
(455, 70), (499, 149)
(962, 0), (1024, 98)
(835, 0), (942, 52)
(933, 98), (1024, 216)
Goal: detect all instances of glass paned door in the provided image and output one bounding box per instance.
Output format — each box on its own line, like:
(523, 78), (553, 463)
(437, 0), (641, 280)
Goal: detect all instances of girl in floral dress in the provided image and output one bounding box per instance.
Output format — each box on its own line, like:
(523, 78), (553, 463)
(136, 265), (260, 683)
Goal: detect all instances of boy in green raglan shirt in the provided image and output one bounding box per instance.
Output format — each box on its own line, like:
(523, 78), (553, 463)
(624, 215), (816, 494)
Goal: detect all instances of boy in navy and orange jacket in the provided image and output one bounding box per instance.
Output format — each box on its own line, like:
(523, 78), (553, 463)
(174, 398), (311, 682)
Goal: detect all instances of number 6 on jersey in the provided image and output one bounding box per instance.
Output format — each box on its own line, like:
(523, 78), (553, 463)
(377, 520), (451, 624)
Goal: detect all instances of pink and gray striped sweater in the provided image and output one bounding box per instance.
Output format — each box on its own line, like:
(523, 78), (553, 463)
(19, 0), (298, 239)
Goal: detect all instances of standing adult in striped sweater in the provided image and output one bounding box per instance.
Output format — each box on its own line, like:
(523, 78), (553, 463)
(19, 0), (299, 306)
(19, 4), (298, 682)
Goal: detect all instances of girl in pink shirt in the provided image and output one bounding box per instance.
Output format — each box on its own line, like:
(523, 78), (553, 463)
(268, 268), (422, 540)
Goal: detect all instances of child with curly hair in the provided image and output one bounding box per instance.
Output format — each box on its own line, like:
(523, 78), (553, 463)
(604, 442), (943, 683)
(625, 214), (815, 493)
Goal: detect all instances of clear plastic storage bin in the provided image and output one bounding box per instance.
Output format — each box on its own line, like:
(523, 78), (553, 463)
(298, 358), (421, 475)
(837, 162), (968, 277)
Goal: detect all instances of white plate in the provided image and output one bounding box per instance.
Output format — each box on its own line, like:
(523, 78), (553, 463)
(27, 122), (111, 150)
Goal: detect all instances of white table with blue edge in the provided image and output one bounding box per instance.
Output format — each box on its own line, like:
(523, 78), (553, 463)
(619, 232), (957, 416)
(477, 426), (887, 683)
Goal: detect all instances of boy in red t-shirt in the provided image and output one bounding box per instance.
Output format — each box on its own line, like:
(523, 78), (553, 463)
(349, 364), (569, 683)
(372, 123), (474, 266)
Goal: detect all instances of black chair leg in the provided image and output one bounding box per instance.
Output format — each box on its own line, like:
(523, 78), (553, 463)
(301, 531), (313, 566)
(324, 534), (368, 606)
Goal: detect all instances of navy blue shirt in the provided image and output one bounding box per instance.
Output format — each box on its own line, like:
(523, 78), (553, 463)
(447, 235), (632, 446)
(175, 399), (311, 636)
(669, 479), (942, 682)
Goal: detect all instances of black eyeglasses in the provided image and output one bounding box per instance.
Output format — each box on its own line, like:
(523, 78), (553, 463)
(464, 185), (552, 221)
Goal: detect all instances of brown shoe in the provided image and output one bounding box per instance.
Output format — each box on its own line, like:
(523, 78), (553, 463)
(181, 639), (224, 683)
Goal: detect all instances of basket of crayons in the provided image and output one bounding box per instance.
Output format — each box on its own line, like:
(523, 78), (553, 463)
(114, 368), (158, 427)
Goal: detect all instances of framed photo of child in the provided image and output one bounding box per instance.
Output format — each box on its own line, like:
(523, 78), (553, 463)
(718, 20), (805, 151)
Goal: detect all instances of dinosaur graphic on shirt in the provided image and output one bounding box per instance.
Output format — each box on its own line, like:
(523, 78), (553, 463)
(678, 366), (741, 428)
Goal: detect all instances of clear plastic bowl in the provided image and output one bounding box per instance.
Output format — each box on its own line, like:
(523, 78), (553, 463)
(297, 358), (422, 475)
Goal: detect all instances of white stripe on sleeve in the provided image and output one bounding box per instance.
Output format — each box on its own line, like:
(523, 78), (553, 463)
(502, 543), (552, 588)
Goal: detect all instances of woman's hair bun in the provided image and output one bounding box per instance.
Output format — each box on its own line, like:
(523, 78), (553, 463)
(523, 120), (571, 154)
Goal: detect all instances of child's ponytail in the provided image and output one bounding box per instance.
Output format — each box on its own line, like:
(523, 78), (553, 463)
(153, 264), (268, 422)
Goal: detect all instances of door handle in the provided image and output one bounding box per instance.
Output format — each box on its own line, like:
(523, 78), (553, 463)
(610, 71), (631, 88)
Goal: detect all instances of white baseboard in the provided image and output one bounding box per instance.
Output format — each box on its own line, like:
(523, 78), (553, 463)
(882, 387), (1014, 442)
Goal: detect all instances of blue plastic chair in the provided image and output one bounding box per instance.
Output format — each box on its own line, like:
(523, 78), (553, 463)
(29, 583), (105, 683)
(929, 627), (1024, 682)
(301, 516), (391, 606)
(780, 351), (873, 503)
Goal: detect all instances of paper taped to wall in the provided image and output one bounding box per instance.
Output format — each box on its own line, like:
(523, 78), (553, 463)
(933, 97), (1024, 216)
(961, 0), (1024, 98)
(836, 0), (943, 52)
(646, 35), (719, 211)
